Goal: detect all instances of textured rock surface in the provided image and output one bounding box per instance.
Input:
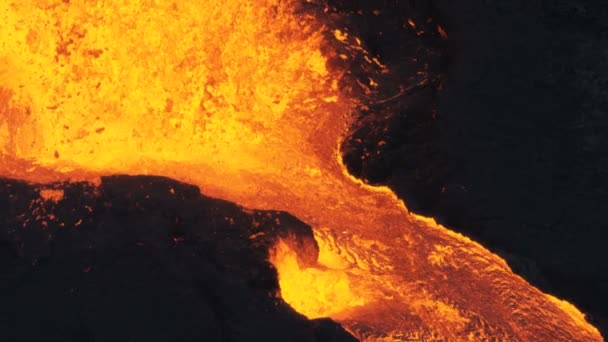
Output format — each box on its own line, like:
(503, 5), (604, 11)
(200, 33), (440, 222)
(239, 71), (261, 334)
(0, 176), (357, 342)
(1, 1), (605, 340)
(341, 0), (607, 337)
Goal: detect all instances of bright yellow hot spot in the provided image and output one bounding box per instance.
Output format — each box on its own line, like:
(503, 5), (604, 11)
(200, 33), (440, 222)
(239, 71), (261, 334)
(270, 238), (367, 318)
(0, 1), (603, 341)
(0, 0), (347, 180)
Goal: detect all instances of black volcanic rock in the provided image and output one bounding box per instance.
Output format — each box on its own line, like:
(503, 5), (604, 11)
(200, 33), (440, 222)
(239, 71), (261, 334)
(0, 176), (357, 342)
(338, 0), (608, 338)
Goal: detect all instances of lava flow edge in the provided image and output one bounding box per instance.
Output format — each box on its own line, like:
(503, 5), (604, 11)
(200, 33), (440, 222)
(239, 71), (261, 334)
(0, 1), (603, 341)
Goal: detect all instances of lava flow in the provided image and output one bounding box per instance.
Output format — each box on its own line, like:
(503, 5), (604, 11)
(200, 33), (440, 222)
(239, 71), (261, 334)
(0, 1), (603, 341)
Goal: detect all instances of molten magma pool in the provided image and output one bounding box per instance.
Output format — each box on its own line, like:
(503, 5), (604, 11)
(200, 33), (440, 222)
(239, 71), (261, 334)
(0, 1), (602, 341)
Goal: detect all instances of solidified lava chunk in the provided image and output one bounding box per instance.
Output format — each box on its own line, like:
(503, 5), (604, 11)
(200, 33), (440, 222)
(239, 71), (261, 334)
(0, 176), (355, 342)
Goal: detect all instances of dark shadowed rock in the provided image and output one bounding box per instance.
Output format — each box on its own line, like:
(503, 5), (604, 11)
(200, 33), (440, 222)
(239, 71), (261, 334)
(0, 176), (356, 342)
(338, 0), (607, 338)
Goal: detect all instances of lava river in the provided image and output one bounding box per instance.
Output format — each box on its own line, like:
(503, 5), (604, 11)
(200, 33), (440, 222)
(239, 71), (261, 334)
(0, 1), (602, 341)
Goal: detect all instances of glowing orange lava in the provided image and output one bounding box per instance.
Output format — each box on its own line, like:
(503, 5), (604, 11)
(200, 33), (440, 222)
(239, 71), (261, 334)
(0, 1), (602, 341)
(39, 188), (64, 203)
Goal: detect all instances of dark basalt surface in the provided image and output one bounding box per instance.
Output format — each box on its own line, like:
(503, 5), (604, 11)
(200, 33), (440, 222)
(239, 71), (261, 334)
(0, 176), (357, 342)
(340, 0), (608, 337)
(1, 1), (606, 340)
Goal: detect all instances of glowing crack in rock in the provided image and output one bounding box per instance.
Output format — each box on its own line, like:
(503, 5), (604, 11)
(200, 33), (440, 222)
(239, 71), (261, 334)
(0, 1), (602, 341)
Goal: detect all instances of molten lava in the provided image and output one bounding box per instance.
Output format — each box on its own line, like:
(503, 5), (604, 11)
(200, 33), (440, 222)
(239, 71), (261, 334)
(0, 1), (602, 341)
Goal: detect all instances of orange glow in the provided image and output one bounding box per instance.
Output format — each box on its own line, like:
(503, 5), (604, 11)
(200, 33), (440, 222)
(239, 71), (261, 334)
(0, 1), (602, 341)
(437, 24), (449, 40)
(269, 237), (370, 318)
(39, 188), (64, 203)
(407, 18), (417, 29)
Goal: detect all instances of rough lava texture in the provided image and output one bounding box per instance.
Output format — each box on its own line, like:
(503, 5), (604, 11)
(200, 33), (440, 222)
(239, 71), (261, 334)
(1, 1), (606, 340)
(341, 0), (607, 337)
(0, 176), (357, 342)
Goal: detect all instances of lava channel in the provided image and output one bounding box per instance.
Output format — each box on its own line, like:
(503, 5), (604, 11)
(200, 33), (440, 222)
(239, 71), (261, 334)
(0, 1), (602, 341)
